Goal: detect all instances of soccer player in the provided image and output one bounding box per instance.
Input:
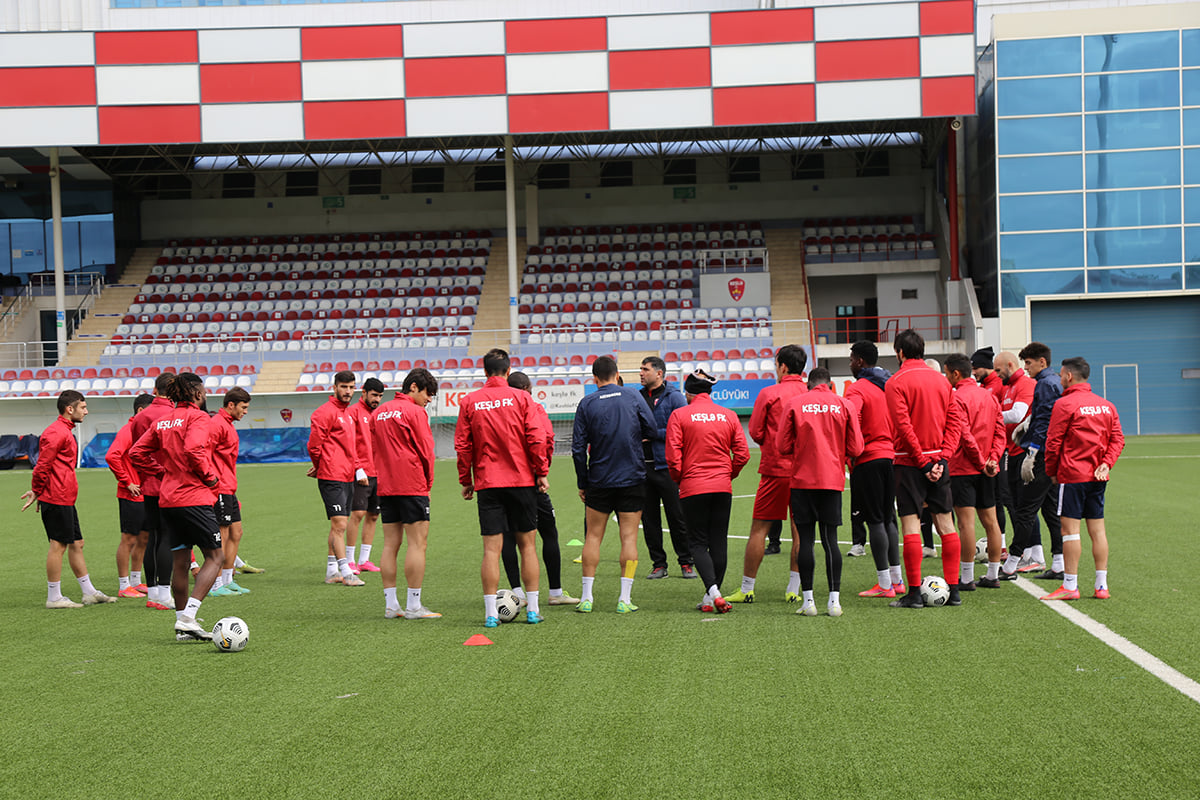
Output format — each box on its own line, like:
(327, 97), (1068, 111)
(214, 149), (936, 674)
(994, 350), (1037, 568)
(886, 329), (969, 609)
(665, 371), (750, 613)
(500, 371), (580, 607)
(346, 377), (384, 573)
(107, 392), (153, 598)
(843, 341), (906, 599)
(776, 368), (863, 617)
(372, 368), (442, 619)
(571, 355), (657, 614)
(307, 370), (365, 587)
(455, 349), (550, 627)
(20, 390), (117, 608)
(209, 387), (251, 597)
(638, 356), (695, 580)
(128, 371), (178, 610)
(1007, 342), (1064, 581)
(942, 354), (1006, 590)
(726, 344), (808, 604)
(129, 373), (223, 640)
(1041, 357), (1124, 601)
(971, 347), (1004, 398)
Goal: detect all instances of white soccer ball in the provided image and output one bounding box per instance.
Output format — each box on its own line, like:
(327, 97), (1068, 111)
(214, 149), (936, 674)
(495, 589), (521, 623)
(975, 537), (989, 563)
(211, 616), (249, 652)
(920, 576), (950, 607)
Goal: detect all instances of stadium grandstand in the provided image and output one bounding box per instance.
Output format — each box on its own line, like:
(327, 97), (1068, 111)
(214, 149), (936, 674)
(0, 0), (1198, 466)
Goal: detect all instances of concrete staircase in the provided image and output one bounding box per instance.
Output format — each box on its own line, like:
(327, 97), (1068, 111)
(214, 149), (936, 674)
(253, 360), (304, 394)
(61, 247), (159, 366)
(469, 236), (523, 357)
(764, 228), (813, 349)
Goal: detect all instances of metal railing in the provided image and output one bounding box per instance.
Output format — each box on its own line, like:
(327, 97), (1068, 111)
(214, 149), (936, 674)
(695, 248), (769, 273)
(810, 314), (966, 346)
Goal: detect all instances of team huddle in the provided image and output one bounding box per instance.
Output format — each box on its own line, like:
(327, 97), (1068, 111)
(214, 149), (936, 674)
(21, 328), (1124, 631)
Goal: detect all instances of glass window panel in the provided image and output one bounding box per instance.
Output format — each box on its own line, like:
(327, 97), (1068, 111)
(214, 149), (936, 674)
(79, 219), (115, 267)
(1186, 108), (1200, 147)
(998, 77), (1081, 116)
(0, 224), (9, 275)
(10, 221), (45, 275)
(997, 37), (1080, 78)
(999, 194), (1083, 231)
(1001, 270), (1085, 307)
(1085, 70), (1178, 111)
(1189, 264), (1200, 288)
(1085, 109), (1179, 150)
(1187, 226), (1200, 263)
(998, 116), (1081, 155)
(1088, 149), (1181, 189)
(1187, 148), (1200, 184)
(998, 155), (1082, 193)
(1087, 266), (1181, 294)
(1084, 31), (1179, 73)
(1087, 188), (1181, 228)
(1185, 30), (1200, 68)
(1187, 189), (1200, 224)
(1000, 232), (1085, 270)
(1185, 70), (1200, 106)
(1088, 227), (1182, 266)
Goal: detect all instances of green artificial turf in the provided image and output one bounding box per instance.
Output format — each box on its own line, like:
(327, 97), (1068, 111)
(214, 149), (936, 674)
(1, 439), (1198, 799)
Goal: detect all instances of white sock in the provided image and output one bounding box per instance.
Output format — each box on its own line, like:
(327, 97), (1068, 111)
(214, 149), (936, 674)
(234, 556), (245, 568)
(1095, 570), (1108, 591)
(119, 576), (131, 592)
(741, 575), (756, 593)
(221, 568), (234, 585)
(384, 587), (398, 609)
(407, 588), (421, 610)
(619, 577), (633, 604)
(581, 577), (595, 602)
(549, 588), (563, 598)
(961, 562), (974, 584)
(47, 581), (63, 602)
(786, 571), (801, 595)
(987, 561), (1000, 580)
(512, 586), (526, 601)
(184, 597), (201, 618)
(326, 556), (337, 577)
(346, 545), (356, 564)
(889, 565), (903, 585)
(157, 586), (171, 605)
(338, 558), (354, 579)
(359, 544), (372, 563)
(527, 590), (540, 615)
(1004, 554), (1020, 573)
(802, 589), (814, 604)
(828, 590), (840, 607)
(1063, 573), (1078, 591)
(484, 594), (497, 618)
(1052, 553), (1065, 572)
(877, 569), (892, 590)
(77, 574), (97, 595)
(701, 591), (712, 606)
(130, 570), (142, 585)
(1031, 545), (1045, 565)
(707, 584), (721, 601)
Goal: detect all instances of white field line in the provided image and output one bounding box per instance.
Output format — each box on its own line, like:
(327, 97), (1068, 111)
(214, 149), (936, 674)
(1012, 577), (1200, 705)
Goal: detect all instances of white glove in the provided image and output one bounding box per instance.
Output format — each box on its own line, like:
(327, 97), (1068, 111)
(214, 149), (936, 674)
(1020, 450), (1037, 484)
(355, 468), (368, 482)
(1012, 417), (1030, 445)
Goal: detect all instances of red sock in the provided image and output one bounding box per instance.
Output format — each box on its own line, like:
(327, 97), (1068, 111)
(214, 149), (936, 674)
(902, 534), (922, 589)
(940, 530), (961, 587)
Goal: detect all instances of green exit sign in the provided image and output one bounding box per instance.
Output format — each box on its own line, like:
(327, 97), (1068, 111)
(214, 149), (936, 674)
(322, 196), (345, 209)
(672, 186), (696, 200)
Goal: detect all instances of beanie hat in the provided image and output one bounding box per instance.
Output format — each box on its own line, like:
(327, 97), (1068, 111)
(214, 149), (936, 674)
(684, 370), (717, 395)
(970, 347), (995, 370)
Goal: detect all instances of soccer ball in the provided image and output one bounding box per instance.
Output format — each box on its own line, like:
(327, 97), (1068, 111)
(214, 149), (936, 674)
(211, 616), (249, 652)
(495, 589), (521, 623)
(919, 576), (950, 607)
(975, 537), (989, 563)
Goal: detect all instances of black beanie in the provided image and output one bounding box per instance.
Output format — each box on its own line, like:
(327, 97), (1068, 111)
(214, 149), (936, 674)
(970, 347), (994, 370)
(684, 370), (717, 395)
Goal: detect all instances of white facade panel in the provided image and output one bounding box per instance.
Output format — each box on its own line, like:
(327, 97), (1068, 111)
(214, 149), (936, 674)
(403, 21), (505, 58)
(815, 78), (920, 121)
(919, 34), (975, 77)
(95, 65), (200, 105)
(201, 102), (304, 142)
(198, 28), (300, 63)
(711, 43), (815, 87)
(0, 107), (98, 146)
(301, 60), (406, 101)
(505, 52), (608, 95)
(0, 33), (94, 67)
(405, 95), (507, 136)
(814, 3), (919, 41)
(609, 88), (712, 129)
(607, 14), (710, 51)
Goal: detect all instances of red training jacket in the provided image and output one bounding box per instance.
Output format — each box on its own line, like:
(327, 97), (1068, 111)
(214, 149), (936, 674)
(350, 397), (377, 477)
(664, 394), (750, 498)
(748, 374), (807, 477)
(948, 379), (1005, 476)
(128, 396), (174, 496)
(454, 375), (549, 490)
(886, 358), (968, 468)
(130, 402), (218, 508)
(843, 377), (893, 464)
(371, 393), (436, 497)
(307, 395), (357, 482)
(1044, 382), (1125, 484)
(1000, 370), (1035, 458)
(209, 408), (239, 495)
(32, 416), (78, 505)
(776, 384), (864, 491)
(980, 370), (1004, 400)
(106, 416), (143, 502)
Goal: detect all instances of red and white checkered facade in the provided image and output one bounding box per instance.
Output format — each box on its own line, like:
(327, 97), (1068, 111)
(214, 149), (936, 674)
(0, 2), (975, 147)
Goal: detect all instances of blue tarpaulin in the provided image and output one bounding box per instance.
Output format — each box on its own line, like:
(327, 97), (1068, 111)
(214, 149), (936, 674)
(80, 427), (311, 469)
(0, 434), (38, 467)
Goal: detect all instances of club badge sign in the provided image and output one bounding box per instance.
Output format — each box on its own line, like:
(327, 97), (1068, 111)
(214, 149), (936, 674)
(700, 272), (768, 308)
(280, 409), (293, 423)
(728, 277), (745, 302)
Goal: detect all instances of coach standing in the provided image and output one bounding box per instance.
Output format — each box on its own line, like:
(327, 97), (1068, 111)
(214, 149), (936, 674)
(638, 356), (695, 580)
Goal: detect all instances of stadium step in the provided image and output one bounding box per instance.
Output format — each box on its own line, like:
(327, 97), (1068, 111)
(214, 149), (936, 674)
(255, 360), (304, 394)
(469, 236), (523, 357)
(61, 247), (160, 366)
(764, 228), (812, 350)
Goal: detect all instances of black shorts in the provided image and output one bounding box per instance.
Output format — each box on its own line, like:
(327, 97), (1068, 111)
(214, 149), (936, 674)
(318, 479), (354, 519)
(380, 495), (430, 525)
(214, 493), (241, 526)
(40, 502), (82, 544)
(790, 488), (843, 526)
(1057, 481), (1107, 520)
(118, 497), (145, 536)
(585, 483), (645, 515)
(894, 464), (953, 517)
(352, 476), (380, 514)
(850, 458), (894, 525)
(476, 486), (538, 536)
(951, 473), (996, 510)
(142, 495), (160, 534)
(160, 505), (222, 552)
